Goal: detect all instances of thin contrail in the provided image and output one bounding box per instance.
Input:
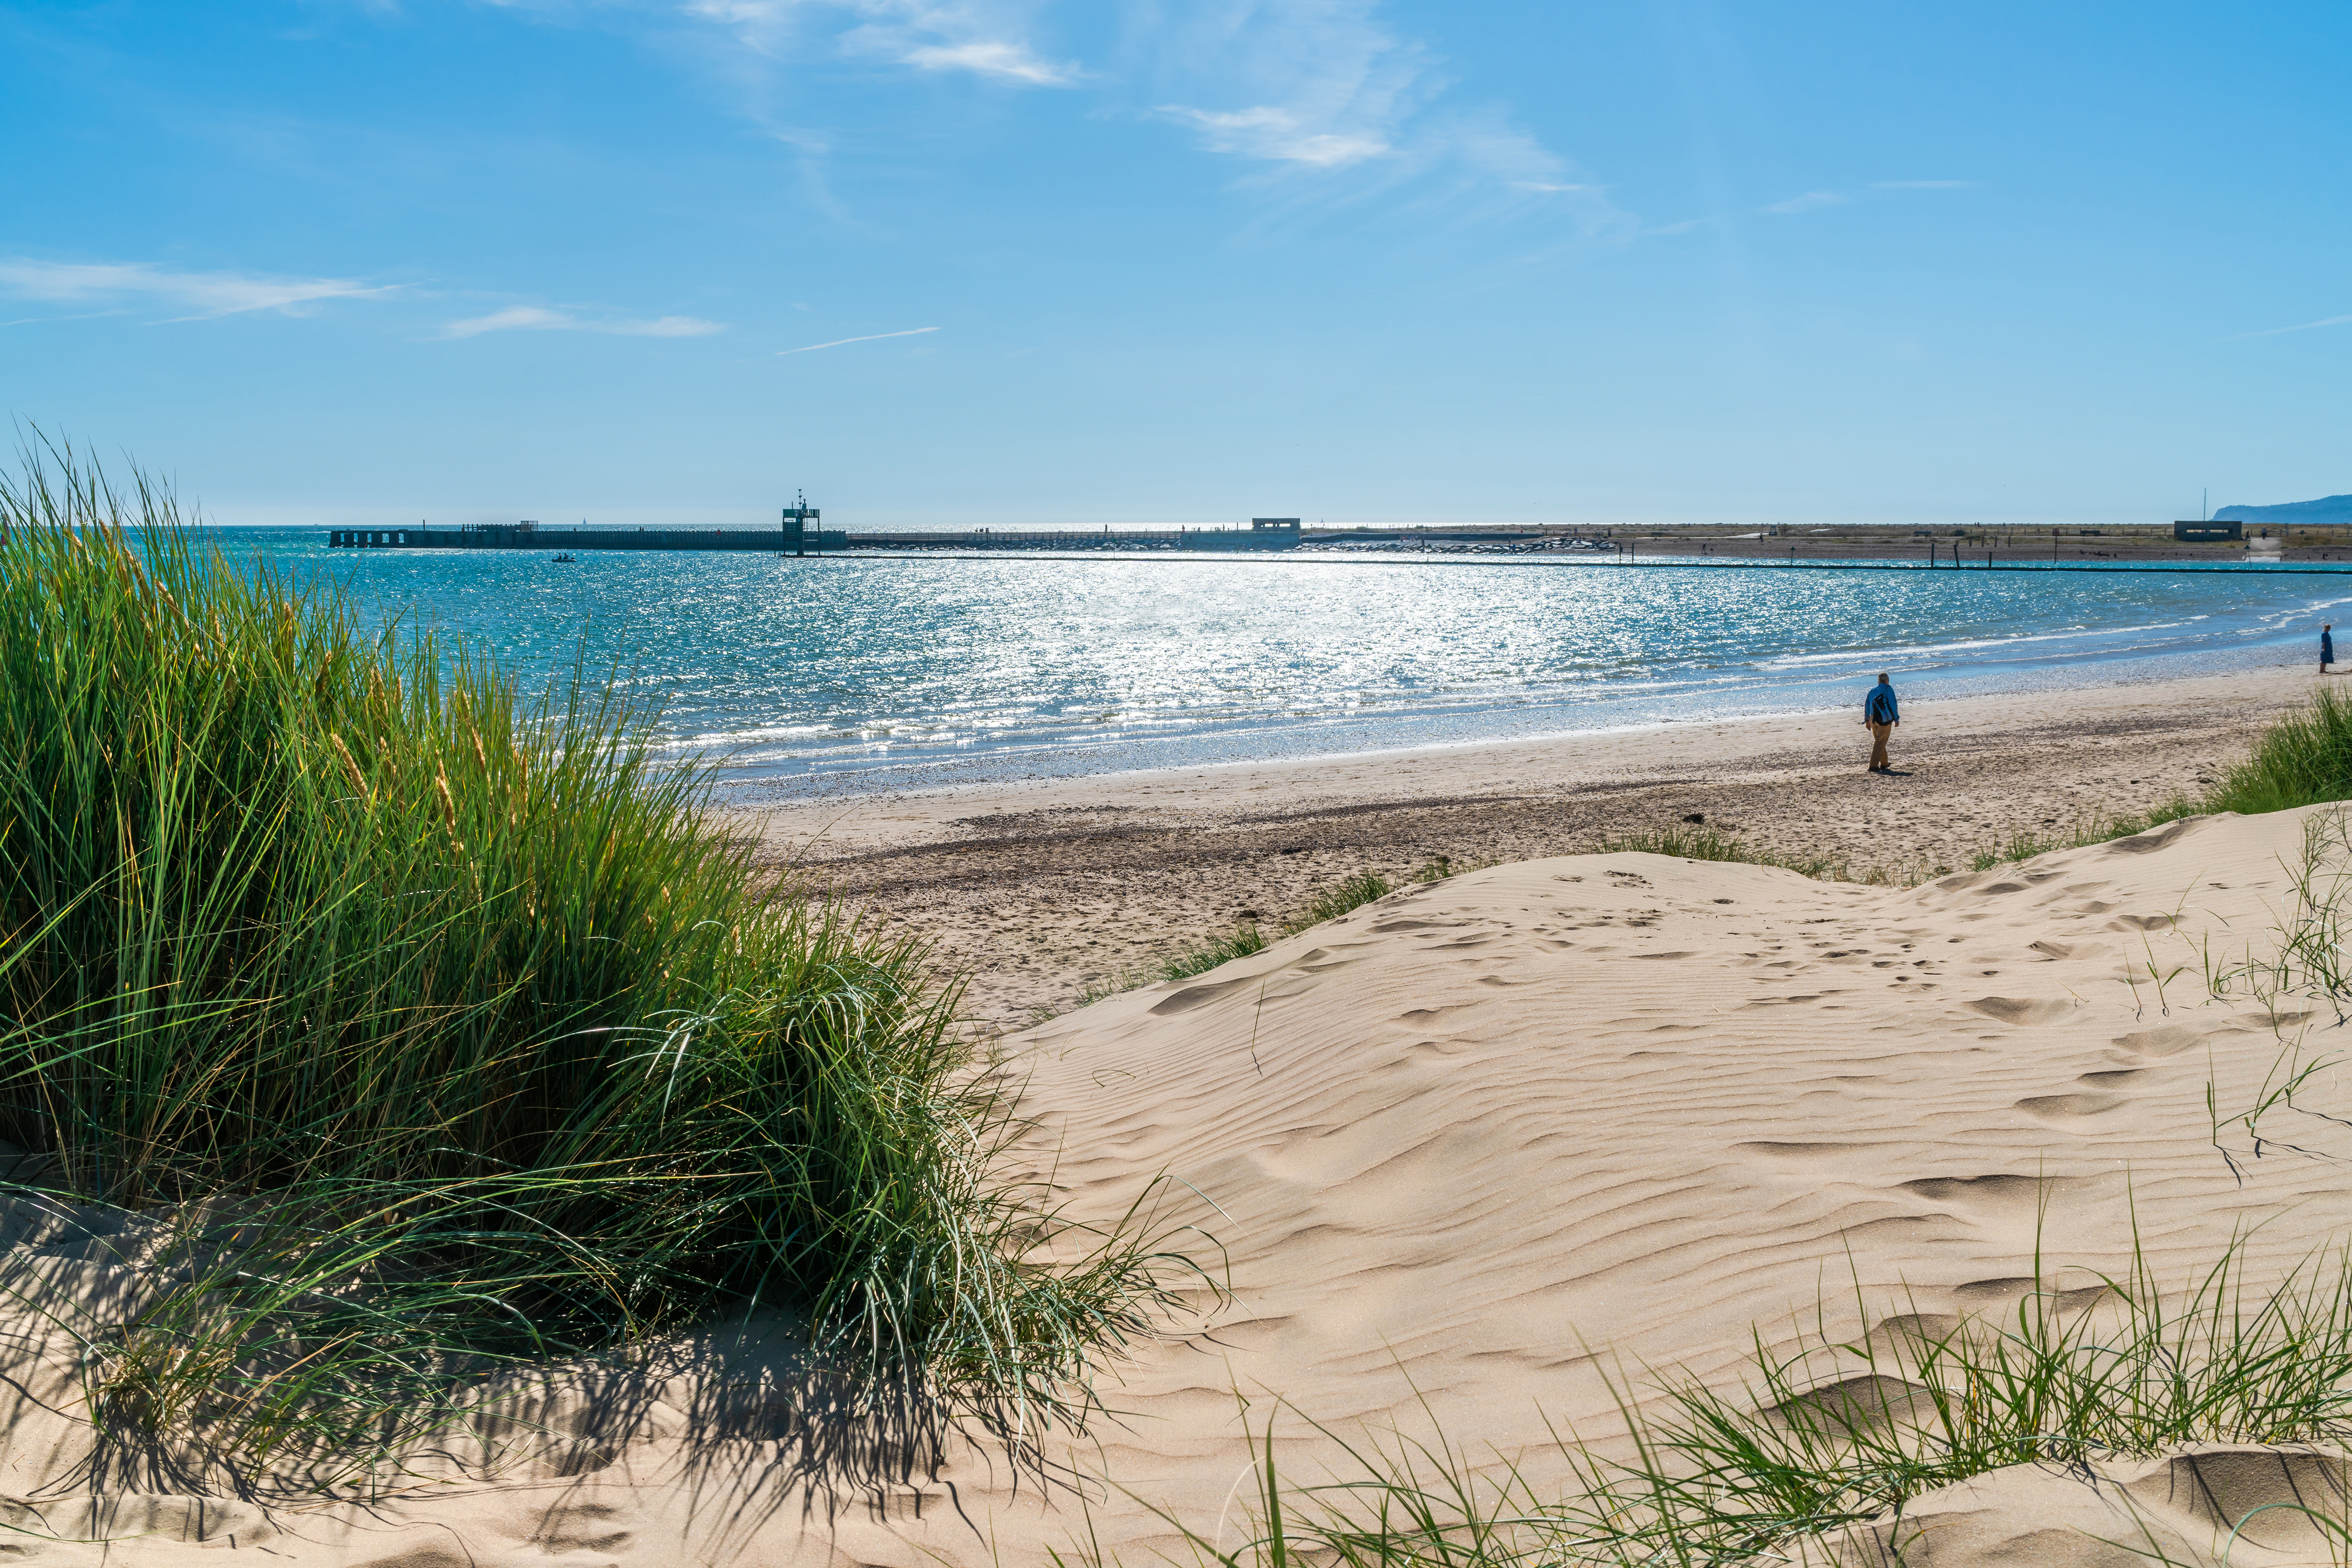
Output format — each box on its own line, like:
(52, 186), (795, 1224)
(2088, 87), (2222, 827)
(2223, 313), (2352, 342)
(778, 326), (939, 354)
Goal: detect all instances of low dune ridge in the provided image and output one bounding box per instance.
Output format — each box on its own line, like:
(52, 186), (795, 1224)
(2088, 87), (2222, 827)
(746, 666), (2299, 1030)
(4, 806), (2352, 1564)
(973, 803), (2352, 1564)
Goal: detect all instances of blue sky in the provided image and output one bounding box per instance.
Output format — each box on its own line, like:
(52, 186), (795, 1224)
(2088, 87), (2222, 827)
(3, 1), (2347, 529)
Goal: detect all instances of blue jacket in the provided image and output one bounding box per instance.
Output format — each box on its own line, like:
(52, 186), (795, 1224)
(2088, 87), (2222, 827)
(1865, 684), (1900, 724)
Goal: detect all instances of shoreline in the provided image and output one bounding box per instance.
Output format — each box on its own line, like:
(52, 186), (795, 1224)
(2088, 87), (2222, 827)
(708, 637), (2322, 804)
(731, 658), (2325, 1029)
(266, 525), (2350, 801)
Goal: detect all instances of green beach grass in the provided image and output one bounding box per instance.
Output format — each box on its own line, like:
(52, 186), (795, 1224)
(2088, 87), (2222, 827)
(1595, 822), (1856, 881)
(0, 448), (1193, 1477)
(1114, 1232), (2352, 1567)
(1074, 870), (1408, 1009)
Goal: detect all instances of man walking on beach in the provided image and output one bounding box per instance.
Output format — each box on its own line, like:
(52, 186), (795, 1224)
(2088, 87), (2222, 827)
(1864, 673), (1900, 773)
(2326, 624), (2335, 674)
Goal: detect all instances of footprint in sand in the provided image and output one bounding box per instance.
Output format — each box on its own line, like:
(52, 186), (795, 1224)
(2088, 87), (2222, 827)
(2029, 939), (2114, 961)
(2015, 1091), (2127, 1119)
(530, 1502), (636, 1555)
(1149, 974), (1263, 1015)
(1407, 1038), (1475, 1060)
(1863, 1312), (1964, 1357)
(2102, 818), (2203, 854)
(1764, 1373), (1933, 1428)
(2125, 1450), (2352, 1555)
(1899, 1173), (2051, 1216)
(1965, 996), (2078, 1025)
(2113, 1023), (2204, 1057)
(1732, 1141), (1870, 1166)
(1952, 1277), (2113, 1311)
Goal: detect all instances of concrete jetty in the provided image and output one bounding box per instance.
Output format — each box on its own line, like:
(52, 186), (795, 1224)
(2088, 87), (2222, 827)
(328, 517), (1307, 553)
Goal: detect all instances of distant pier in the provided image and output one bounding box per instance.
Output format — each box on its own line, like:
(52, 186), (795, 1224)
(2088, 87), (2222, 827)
(322, 516), (2352, 571)
(329, 516), (1309, 553)
(329, 524), (853, 553)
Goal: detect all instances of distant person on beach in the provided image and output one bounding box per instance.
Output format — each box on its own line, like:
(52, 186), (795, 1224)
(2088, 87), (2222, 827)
(2326, 624), (2336, 674)
(1864, 673), (1900, 773)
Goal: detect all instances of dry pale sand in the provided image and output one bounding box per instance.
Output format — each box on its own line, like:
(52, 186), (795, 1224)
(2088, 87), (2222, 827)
(738, 665), (2319, 1030)
(9, 787), (2352, 1563)
(926, 804), (2352, 1567)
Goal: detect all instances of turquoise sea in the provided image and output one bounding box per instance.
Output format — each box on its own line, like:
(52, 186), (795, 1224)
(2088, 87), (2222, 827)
(211, 530), (2352, 800)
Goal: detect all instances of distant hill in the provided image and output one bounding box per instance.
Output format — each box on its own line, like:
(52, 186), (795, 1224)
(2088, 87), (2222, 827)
(2211, 494), (2352, 526)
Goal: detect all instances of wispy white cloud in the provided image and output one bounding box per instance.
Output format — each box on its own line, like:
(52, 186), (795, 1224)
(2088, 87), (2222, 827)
(1157, 105), (1388, 167)
(2, 310), (129, 329)
(1762, 190), (1845, 215)
(1127, 0), (1630, 245)
(649, 1), (1615, 233)
(443, 305), (725, 338)
(0, 254), (725, 343)
(899, 38), (1075, 84)
(684, 0), (1078, 85)
(683, 0), (784, 29)
(2224, 312), (2352, 342)
(779, 325), (938, 353)
(0, 258), (391, 318)
(1145, 0), (1424, 170)
(1760, 181), (1976, 215)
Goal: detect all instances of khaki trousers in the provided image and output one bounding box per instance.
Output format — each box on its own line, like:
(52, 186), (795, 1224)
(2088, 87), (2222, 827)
(1868, 721), (1893, 769)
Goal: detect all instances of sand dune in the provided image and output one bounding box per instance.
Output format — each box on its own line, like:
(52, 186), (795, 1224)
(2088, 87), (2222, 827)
(3, 805), (2352, 1564)
(972, 804), (2352, 1564)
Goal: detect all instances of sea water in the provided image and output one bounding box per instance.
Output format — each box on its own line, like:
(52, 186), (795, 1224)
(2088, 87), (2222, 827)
(207, 530), (2352, 799)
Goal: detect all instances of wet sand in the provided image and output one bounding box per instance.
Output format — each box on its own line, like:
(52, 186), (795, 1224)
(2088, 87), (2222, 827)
(731, 664), (2321, 1031)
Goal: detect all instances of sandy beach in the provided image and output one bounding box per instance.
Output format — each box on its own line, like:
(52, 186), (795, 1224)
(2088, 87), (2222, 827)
(735, 662), (2320, 1030)
(10, 763), (2352, 1566)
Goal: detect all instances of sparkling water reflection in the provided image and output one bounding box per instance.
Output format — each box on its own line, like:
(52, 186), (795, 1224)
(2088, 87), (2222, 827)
(212, 531), (2352, 797)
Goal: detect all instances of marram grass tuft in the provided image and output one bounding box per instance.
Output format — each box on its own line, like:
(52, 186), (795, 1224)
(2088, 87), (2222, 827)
(0, 444), (1197, 1483)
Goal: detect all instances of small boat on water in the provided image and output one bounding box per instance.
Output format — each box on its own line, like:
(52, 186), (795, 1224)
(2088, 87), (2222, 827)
(551, 552), (576, 563)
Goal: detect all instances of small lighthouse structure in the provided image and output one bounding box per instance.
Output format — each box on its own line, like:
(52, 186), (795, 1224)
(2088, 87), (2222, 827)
(782, 492), (823, 556)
